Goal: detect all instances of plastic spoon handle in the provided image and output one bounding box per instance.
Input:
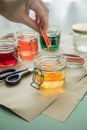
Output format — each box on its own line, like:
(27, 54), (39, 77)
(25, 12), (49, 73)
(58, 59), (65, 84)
(40, 28), (51, 47)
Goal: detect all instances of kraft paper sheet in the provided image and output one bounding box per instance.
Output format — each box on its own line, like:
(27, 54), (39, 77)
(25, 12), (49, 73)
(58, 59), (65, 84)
(0, 34), (87, 122)
(0, 61), (58, 121)
(43, 66), (87, 121)
(43, 34), (87, 121)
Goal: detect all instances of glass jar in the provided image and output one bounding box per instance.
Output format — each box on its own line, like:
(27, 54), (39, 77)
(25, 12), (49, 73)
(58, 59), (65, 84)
(72, 23), (87, 52)
(40, 25), (61, 52)
(0, 39), (22, 67)
(16, 29), (38, 60)
(31, 53), (66, 90)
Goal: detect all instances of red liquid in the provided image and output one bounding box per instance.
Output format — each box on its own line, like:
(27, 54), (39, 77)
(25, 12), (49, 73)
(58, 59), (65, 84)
(18, 35), (38, 60)
(0, 51), (17, 67)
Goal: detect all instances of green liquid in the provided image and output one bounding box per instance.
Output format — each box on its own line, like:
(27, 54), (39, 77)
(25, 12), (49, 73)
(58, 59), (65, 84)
(40, 34), (60, 51)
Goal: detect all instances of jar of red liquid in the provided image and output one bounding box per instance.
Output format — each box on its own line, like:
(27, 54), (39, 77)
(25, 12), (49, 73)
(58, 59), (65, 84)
(17, 30), (38, 60)
(0, 39), (22, 67)
(31, 53), (66, 90)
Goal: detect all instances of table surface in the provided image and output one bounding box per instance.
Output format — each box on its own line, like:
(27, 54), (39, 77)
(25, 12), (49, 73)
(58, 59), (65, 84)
(0, 28), (87, 130)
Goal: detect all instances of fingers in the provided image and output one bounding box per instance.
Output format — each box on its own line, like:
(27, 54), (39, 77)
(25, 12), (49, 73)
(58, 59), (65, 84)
(39, 0), (49, 14)
(33, 1), (49, 31)
(21, 14), (40, 33)
(20, 0), (49, 33)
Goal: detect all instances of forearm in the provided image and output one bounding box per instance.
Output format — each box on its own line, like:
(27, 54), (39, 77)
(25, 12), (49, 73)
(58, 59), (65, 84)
(0, 0), (11, 15)
(0, 0), (4, 14)
(0, 0), (22, 15)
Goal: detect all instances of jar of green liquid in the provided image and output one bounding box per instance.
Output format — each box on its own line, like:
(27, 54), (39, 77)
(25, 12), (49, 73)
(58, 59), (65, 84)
(40, 25), (61, 51)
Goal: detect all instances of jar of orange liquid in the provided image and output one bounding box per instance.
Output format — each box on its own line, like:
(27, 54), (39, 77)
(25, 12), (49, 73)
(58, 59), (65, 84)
(31, 53), (66, 90)
(17, 29), (38, 60)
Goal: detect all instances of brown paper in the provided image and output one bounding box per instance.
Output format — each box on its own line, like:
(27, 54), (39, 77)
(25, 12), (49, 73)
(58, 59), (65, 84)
(0, 61), (58, 121)
(43, 34), (87, 121)
(83, 61), (87, 72)
(43, 67), (87, 121)
(0, 34), (87, 122)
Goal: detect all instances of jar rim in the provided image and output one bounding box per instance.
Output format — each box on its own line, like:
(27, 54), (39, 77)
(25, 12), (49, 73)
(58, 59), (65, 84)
(17, 34), (37, 41)
(0, 45), (16, 52)
(48, 25), (61, 36)
(0, 40), (17, 52)
(34, 53), (66, 71)
(72, 23), (87, 34)
(16, 29), (38, 41)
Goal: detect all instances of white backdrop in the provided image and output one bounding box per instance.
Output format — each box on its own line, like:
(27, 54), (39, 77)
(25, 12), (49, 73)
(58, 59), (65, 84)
(48, 0), (87, 30)
(0, 0), (87, 31)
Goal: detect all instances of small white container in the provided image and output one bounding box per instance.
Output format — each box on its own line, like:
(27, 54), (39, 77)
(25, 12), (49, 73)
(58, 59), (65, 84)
(72, 23), (87, 52)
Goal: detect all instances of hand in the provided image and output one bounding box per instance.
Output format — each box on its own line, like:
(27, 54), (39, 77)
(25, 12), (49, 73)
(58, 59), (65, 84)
(0, 0), (49, 33)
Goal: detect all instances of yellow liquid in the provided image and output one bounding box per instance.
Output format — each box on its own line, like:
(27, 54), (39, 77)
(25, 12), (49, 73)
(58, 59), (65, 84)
(47, 46), (50, 52)
(35, 47), (65, 91)
(36, 69), (65, 89)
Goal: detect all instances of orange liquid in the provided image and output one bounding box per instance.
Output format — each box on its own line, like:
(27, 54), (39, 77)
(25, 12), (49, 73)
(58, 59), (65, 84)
(47, 46), (50, 53)
(18, 35), (38, 60)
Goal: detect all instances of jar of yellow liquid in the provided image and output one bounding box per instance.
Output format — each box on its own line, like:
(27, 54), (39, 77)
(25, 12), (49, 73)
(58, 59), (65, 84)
(31, 53), (66, 90)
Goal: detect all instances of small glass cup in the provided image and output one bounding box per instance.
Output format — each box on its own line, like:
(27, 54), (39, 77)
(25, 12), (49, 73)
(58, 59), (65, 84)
(39, 25), (61, 52)
(31, 53), (66, 90)
(16, 29), (38, 60)
(0, 39), (22, 67)
(72, 23), (87, 52)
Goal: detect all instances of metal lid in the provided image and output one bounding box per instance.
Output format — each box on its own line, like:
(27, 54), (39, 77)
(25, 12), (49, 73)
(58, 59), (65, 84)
(60, 54), (85, 68)
(72, 23), (87, 34)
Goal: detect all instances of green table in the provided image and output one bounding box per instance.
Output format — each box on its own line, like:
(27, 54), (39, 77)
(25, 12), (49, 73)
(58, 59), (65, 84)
(0, 28), (87, 130)
(0, 95), (87, 130)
